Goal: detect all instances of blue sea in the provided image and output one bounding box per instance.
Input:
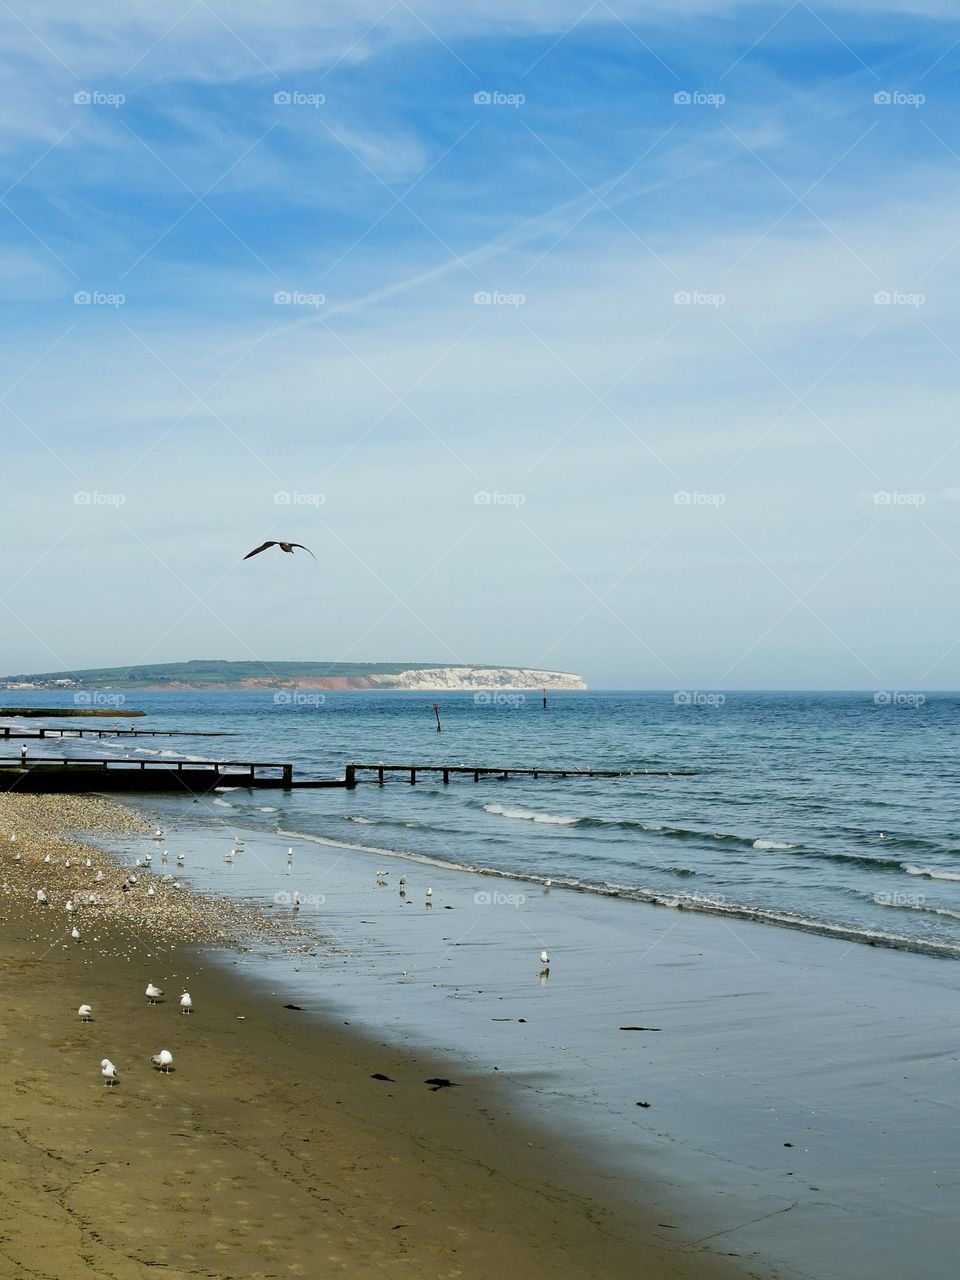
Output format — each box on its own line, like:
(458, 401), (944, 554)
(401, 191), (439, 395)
(5, 688), (960, 957)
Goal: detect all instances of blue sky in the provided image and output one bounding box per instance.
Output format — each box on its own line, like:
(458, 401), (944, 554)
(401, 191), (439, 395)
(1, 0), (959, 689)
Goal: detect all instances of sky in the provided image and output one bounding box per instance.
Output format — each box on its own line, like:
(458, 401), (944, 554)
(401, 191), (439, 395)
(0, 0), (958, 690)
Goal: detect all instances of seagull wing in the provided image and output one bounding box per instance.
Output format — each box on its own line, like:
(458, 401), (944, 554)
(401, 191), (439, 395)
(243, 541), (279, 560)
(288, 543), (317, 558)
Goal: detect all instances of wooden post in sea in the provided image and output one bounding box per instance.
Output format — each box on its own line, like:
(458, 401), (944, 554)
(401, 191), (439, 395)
(345, 764), (356, 789)
(542, 686), (547, 709)
(432, 702), (441, 733)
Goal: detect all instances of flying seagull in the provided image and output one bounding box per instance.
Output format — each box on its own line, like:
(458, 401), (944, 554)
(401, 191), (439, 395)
(243, 541), (316, 560)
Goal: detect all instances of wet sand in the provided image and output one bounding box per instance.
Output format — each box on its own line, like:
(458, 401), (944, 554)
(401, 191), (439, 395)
(0, 794), (755, 1280)
(114, 798), (960, 1280)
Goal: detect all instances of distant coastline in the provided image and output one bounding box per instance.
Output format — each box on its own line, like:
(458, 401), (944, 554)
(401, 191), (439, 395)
(0, 659), (587, 694)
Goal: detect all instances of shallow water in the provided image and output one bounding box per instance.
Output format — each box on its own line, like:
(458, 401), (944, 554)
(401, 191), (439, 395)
(100, 812), (960, 1280)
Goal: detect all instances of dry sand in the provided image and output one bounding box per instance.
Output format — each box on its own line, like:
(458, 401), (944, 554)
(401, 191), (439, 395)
(0, 793), (757, 1280)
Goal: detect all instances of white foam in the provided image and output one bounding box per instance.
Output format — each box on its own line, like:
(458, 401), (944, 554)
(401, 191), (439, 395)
(752, 838), (796, 851)
(903, 864), (960, 881)
(483, 802), (578, 825)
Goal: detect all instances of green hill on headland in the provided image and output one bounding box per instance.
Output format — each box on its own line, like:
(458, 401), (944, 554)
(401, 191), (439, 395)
(0, 660), (587, 692)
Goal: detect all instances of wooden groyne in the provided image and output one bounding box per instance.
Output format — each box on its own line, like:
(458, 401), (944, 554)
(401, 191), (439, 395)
(0, 757), (696, 794)
(343, 763), (697, 787)
(0, 757), (296, 794)
(1, 727), (236, 740)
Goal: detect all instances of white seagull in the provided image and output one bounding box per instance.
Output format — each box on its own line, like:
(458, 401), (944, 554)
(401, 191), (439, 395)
(101, 1058), (119, 1086)
(78, 1004), (92, 1022)
(43, 853), (51, 864)
(36, 888), (48, 906)
(71, 925), (81, 942)
(65, 899), (75, 914)
(94, 869), (104, 883)
(145, 982), (165, 1004)
(179, 992), (193, 1014)
(540, 949), (550, 965)
(151, 1048), (174, 1073)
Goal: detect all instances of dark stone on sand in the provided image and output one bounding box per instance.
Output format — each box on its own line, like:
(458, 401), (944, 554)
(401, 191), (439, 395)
(371, 1072), (395, 1082)
(425, 1077), (458, 1090)
(620, 1026), (661, 1031)
(636, 1101), (652, 1108)
(283, 1003), (303, 1010)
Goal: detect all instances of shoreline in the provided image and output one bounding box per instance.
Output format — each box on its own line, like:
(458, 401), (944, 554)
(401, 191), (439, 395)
(275, 824), (960, 962)
(0, 792), (755, 1280)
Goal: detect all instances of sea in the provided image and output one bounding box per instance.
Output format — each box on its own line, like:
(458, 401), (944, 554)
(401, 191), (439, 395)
(4, 687), (959, 959)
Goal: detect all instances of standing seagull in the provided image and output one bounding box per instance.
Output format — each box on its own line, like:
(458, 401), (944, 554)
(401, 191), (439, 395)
(151, 1049), (174, 1073)
(179, 992), (193, 1015)
(78, 1004), (93, 1022)
(145, 982), (165, 1004)
(101, 1059), (119, 1086)
(243, 540), (316, 560)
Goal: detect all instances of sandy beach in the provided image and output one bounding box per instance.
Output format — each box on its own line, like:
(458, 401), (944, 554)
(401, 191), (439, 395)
(0, 792), (756, 1280)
